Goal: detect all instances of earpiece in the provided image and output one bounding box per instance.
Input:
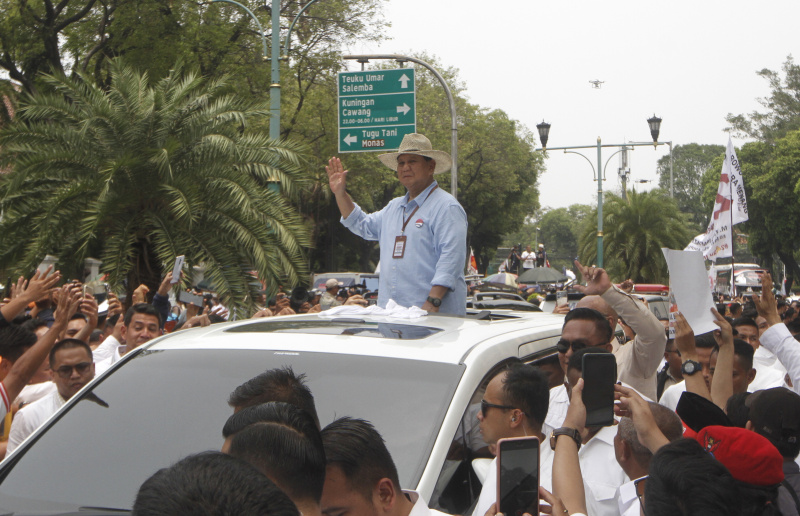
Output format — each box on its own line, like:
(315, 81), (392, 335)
(511, 416), (517, 422)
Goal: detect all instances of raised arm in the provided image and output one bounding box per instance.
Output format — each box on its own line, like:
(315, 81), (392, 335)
(552, 378), (588, 515)
(709, 307), (734, 410)
(754, 272), (800, 392)
(674, 312), (712, 401)
(1, 266), (61, 325)
(326, 157), (355, 219)
(4, 285), (81, 403)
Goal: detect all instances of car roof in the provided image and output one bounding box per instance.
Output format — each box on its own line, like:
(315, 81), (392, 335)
(147, 311), (566, 365)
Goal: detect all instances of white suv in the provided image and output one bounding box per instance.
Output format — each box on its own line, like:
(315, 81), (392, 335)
(0, 310), (565, 515)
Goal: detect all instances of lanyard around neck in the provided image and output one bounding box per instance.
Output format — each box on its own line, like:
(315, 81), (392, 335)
(401, 184), (438, 233)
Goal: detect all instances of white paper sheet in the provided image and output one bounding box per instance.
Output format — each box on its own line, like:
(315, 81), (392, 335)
(661, 248), (717, 335)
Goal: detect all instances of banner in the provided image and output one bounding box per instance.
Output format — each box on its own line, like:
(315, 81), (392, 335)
(468, 248), (478, 275)
(685, 138), (748, 261)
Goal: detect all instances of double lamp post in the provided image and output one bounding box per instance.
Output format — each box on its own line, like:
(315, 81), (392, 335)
(535, 117), (673, 269)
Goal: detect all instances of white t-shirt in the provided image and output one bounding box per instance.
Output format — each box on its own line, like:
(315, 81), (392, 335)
(521, 251), (535, 269)
(16, 381), (56, 406)
(580, 425), (629, 516)
(7, 389), (65, 453)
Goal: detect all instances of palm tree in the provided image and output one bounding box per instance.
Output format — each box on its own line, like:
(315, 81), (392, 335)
(579, 189), (692, 283)
(0, 60), (312, 311)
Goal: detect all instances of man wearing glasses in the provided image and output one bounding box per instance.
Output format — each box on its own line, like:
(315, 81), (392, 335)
(472, 362), (551, 516)
(8, 339), (95, 453)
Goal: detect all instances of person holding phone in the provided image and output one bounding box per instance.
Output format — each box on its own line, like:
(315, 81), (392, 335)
(472, 362), (552, 516)
(562, 347), (628, 516)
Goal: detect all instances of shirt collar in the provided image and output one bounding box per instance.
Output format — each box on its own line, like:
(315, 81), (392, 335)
(401, 180), (438, 209)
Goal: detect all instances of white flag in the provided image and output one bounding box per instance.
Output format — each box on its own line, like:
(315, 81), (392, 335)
(684, 138), (748, 261)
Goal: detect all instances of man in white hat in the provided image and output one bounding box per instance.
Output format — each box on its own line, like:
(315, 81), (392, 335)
(326, 133), (467, 315)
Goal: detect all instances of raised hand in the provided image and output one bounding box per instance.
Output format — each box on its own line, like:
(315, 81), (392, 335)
(573, 259), (612, 296)
(753, 272), (781, 327)
(325, 157), (349, 196)
(22, 266), (61, 303)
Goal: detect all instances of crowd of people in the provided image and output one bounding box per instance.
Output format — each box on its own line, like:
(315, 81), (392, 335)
(1, 129), (799, 515)
(0, 257), (797, 515)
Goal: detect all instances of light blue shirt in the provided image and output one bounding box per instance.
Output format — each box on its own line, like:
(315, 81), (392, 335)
(341, 180), (468, 315)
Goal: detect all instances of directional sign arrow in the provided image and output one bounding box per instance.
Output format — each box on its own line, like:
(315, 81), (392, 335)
(398, 74), (410, 89)
(344, 134), (358, 146)
(397, 103), (411, 115)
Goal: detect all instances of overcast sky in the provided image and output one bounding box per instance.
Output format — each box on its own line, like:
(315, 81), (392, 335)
(346, 0), (800, 212)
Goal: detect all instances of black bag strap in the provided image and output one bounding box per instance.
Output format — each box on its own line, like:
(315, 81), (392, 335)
(781, 479), (800, 515)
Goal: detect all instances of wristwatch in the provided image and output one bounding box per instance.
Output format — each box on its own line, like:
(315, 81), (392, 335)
(550, 427), (582, 451)
(426, 296), (442, 308)
(681, 359), (702, 376)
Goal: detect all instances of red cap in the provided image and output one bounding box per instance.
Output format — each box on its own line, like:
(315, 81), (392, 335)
(695, 426), (784, 486)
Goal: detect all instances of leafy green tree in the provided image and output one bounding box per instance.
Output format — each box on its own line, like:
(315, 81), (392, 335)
(0, 60), (311, 310)
(727, 55), (800, 143)
(656, 143), (724, 228)
(578, 190), (692, 283)
(705, 135), (800, 290)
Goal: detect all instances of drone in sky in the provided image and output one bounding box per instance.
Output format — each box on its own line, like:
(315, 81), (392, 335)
(589, 80), (605, 89)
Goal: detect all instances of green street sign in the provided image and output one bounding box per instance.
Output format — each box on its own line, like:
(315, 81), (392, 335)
(338, 68), (416, 153)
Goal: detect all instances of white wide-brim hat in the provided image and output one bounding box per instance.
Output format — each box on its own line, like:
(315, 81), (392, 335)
(378, 133), (452, 174)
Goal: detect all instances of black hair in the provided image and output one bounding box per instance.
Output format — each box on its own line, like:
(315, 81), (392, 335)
(0, 324), (37, 362)
(124, 303), (162, 327)
(567, 346), (612, 373)
(563, 307), (613, 344)
(227, 403), (325, 503)
(49, 338), (92, 368)
(741, 308), (758, 320)
(227, 366), (320, 429)
(645, 438), (741, 516)
(732, 317), (759, 332)
(716, 303), (727, 315)
(729, 302), (742, 313)
(732, 338), (755, 371)
(20, 318), (48, 334)
(69, 313), (88, 322)
(788, 318), (800, 335)
(500, 362), (550, 425)
(132, 451), (299, 516)
(726, 392), (752, 428)
(321, 417), (400, 500)
(694, 331), (719, 349)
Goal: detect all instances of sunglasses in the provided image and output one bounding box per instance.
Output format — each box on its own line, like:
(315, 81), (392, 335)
(480, 399), (515, 418)
(557, 338), (603, 353)
(635, 476), (648, 516)
(54, 362), (92, 378)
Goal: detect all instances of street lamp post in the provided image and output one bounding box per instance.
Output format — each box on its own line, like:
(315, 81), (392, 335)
(210, 0), (325, 141)
(535, 116), (665, 268)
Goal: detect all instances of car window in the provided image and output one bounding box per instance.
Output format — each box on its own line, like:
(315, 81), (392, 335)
(429, 340), (558, 514)
(225, 320), (443, 339)
(0, 349), (463, 514)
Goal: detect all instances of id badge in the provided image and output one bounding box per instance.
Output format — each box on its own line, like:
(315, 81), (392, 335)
(393, 235), (407, 258)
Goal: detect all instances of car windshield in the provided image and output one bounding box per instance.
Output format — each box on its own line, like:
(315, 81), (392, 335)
(0, 349), (463, 514)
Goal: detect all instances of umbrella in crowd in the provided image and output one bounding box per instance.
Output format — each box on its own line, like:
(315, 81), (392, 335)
(517, 267), (568, 285)
(482, 272), (518, 287)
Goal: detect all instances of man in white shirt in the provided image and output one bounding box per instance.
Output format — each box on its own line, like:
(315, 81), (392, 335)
(320, 417), (448, 516)
(94, 303), (161, 374)
(521, 245), (535, 270)
(8, 338), (95, 453)
(733, 316), (789, 390)
(472, 363), (553, 516)
(613, 403), (683, 516)
(564, 348), (629, 516)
